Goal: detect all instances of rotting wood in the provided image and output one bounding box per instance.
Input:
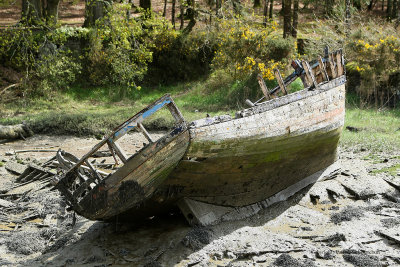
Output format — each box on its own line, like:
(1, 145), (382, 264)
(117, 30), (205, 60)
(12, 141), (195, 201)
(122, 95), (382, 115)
(108, 141), (128, 163)
(257, 74), (271, 100)
(274, 68), (288, 95)
(138, 122), (154, 143)
(302, 60), (318, 89)
(328, 53), (337, 79)
(318, 56), (329, 82)
(53, 51), (347, 224)
(336, 49), (344, 76)
(15, 149), (58, 153)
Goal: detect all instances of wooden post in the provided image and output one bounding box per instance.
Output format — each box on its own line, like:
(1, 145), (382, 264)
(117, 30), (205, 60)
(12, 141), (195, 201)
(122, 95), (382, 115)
(326, 54), (337, 79)
(302, 60), (318, 89)
(318, 56), (329, 82)
(336, 49), (344, 76)
(274, 69), (288, 95)
(257, 74), (271, 99)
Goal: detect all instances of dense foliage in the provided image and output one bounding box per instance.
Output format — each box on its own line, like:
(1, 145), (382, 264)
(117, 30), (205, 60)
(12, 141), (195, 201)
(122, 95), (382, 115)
(0, 0), (399, 107)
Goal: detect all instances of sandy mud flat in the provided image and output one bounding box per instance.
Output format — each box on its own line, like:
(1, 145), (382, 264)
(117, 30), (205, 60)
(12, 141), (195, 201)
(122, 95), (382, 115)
(0, 134), (399, 266)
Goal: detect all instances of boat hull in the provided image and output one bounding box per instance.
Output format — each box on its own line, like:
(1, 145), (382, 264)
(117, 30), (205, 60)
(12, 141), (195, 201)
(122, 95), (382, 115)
(163, 77), (345, 207)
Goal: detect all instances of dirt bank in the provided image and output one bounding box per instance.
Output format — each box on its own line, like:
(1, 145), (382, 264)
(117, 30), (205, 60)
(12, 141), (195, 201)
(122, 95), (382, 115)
(0, 134), (399, 266)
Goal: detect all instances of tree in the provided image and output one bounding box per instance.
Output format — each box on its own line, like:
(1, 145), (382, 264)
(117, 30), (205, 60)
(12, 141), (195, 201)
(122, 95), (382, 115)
(139, 0), (151, 10)
(269, 0), (274, 18)
(172, 0), (176, 29)
(84, 0), (112, 27)
(254, 0), (261, 8)
(392, 0), (398, 19)
(21, 0), (61, 26)
(180, 0), (184, 30)
(182, 0), (196, 34)
(163, 0), (167, 17)
(291, 0), (298, 38)
(283, 0), (292, 38)
(263, 0), (269, 26)
(387, 0), (392, 20)
(325, 0), (334, 15)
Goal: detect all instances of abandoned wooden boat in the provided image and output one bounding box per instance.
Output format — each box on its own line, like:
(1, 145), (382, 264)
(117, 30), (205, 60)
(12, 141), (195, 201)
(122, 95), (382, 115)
(53, 49), (346, 226)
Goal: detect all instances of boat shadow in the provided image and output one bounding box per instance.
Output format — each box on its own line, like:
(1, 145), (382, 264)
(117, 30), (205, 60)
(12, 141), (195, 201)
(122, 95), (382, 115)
(31, 185), (311, 266)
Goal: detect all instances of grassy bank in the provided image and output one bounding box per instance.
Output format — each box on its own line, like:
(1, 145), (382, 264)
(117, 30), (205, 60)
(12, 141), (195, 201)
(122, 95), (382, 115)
(1, 82), (399, 151)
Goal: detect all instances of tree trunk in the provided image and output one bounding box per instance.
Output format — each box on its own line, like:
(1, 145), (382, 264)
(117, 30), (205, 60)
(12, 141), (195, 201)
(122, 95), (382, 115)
(345, 0), (351, 36)
(263, 0), (269, 26)
(382, 0), (385, 11)
(216, 0), (221, 16)
(254, 0), (261, 8)
(280, 0), (284, 15)
(46, 0), (60, 25)
(325, 0), (334, 15)
(283, 0), (292, 38)
(163, 0), (167, 17)
(21, 0), (43, 25)
(269, 0), (273, 18)
(84, 0), (112, 27)
(182, 0), (196, 34)
(171, 0), (176, 29)
(139, 0), (151, 10)
(21, 0), (60, 26)
(387, 0), (392, 20)
(180, 0), (184, 30)
(291, 0), (298, 38)
(392, 0), (397, 18)
(368, 0), (374, 10)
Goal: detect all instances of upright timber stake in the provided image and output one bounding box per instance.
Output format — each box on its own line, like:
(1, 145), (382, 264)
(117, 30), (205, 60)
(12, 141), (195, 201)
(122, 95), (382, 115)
(257, 74), (271, 100)
(328, 53), (337, 79)
(274, 69), (288, 95)
(318, 56), (329, 82)
(302, 60), (318, 89)
(336, 49), (344, 76)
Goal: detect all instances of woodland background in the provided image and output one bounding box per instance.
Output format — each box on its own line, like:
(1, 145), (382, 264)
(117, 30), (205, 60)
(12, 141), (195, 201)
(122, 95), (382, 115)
(0, 0), (399, 149)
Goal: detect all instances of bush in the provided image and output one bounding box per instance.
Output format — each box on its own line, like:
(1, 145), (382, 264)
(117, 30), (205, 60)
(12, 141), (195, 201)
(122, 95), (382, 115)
(346, 21), (400, 107)
(210, 18), (294, 80)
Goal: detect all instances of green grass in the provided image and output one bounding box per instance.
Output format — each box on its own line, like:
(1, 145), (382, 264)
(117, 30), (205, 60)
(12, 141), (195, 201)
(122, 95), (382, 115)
(1, 78), (399, 153)
(370, 164), (400, 176)
(341, 108), (400, 152)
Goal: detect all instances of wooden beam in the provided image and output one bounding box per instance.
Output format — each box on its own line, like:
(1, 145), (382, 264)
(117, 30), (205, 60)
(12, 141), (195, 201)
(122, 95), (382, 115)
(328, 53), (337, 79)
(166, 100), (185, 124)
(302, 60), (318, 89)
(336, 49), (344, 76)
(138, 122), (154, 143)
(108, 141), (128, 163)
(318, 56), (329, 82)
(274, 69), (288, 95)
(257, 74), (271, 100)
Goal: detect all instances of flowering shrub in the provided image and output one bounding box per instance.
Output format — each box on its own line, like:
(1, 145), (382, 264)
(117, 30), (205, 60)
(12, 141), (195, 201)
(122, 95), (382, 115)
(211, 18), (293, 80)
(346, 22), (400, 105)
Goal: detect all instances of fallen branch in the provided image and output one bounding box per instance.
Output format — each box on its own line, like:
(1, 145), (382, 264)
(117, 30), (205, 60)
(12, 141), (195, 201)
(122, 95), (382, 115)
(14, 149), (58, 153)
(0, 83), (19, 96)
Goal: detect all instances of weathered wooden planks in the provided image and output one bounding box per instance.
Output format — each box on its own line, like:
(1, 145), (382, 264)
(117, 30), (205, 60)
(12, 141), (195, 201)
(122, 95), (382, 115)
(76, 130), (190, 219)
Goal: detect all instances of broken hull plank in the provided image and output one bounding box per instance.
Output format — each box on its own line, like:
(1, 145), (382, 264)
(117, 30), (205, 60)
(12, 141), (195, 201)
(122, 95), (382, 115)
(74, 130), (190, 220)
(164, 80), (345, 207)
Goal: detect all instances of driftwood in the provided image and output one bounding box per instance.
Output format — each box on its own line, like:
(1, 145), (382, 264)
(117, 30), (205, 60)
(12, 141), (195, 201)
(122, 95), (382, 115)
(0, 123), (33, 140)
